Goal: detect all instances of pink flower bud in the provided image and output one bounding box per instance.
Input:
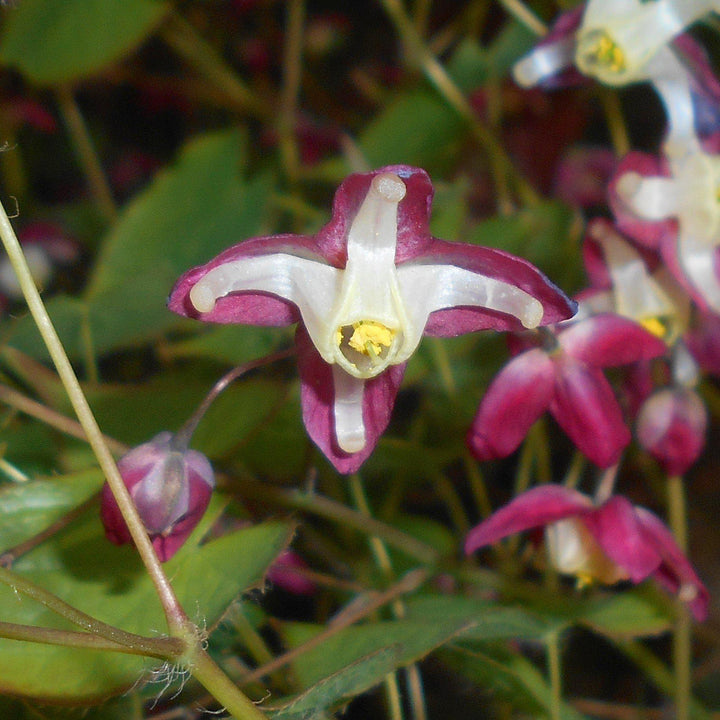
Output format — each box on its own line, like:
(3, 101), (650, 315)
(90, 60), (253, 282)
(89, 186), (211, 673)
(101, 432), (215, 561)
(636, 388), (707, 476)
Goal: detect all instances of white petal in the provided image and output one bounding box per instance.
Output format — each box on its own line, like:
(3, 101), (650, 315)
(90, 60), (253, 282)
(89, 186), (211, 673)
(189, 253), (342, 361)
(396, 263), (544, 358)
(616, 173), (678, 220)
(678, 227), (720, 313)
(590, 222), (677, 321)
(512, 37), (576, 88)
(332, 366), (366, 453)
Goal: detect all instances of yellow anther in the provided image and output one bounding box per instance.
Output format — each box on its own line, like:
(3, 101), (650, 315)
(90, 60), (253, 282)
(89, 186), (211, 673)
(594, 33), (625, 73)
(575, 573), (595, 591)
(347, 320), (395, 357)
(639, 315), (676, 343)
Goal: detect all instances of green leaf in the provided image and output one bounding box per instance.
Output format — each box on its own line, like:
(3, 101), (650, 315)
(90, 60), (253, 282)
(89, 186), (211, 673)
(269, 617), (472, 717)
(577, 588), (672, 639)
(0, 510), (290, 702)
(442, 643), (591, 720)
(467, 200), (584, 293)
(0, 469), (103, 551)
(7, 130), (275, 360)
(0, 0), (169, 85)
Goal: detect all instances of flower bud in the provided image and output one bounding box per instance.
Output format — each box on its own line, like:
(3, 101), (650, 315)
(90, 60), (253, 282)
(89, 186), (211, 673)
(101, 432), (215, 561)
(636, 388), (707, 476)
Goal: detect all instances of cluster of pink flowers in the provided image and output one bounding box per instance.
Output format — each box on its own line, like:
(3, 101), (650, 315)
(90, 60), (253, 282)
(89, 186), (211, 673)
(101, 1), (713, 620)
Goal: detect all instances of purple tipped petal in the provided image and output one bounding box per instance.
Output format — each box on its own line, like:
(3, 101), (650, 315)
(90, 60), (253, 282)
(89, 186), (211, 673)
(550, 357), (630, 467)
(609, 153), (675, 250)
(584, 496), (662, 583)
(634, 506), (710, 621)
(465, 485), (593, 555)
(468, 349), (555, 461)
(296, 326), (406, 474)
(419, 239), (577, 334)
(560, 314), (668, 367)
(167, 233), (322, 324)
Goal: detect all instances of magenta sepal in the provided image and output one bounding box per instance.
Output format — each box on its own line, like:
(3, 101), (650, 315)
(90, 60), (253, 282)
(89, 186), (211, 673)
(465, 485), (709, 620)
(100, 432), (215, 562)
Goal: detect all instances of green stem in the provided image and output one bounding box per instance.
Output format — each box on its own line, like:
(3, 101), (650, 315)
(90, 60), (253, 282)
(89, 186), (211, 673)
(56, 84), (117, 224)
(190, 649), (268, 720)
(668, 474), (691, 720)
(0, 383), (128, 455)
(0, 621), (181, 657)
(238, 480), (440, 565)
(0, 198), (184, 633)
(162, 14), (268, 119)
(278, 0), (305, 182)
(379, 0), (540, 207)
(546, 631), (562, 720)
(0, 566), (182, 657)
(497, 0), (547, 36)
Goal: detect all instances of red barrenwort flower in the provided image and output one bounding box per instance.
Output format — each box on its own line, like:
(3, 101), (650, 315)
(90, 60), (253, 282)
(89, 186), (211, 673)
(465, 485), (709, 620)
(101, 432), (215, 562)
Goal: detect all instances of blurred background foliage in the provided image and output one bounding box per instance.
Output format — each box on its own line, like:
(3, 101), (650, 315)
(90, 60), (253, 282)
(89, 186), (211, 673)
(0, 1), (717, 718)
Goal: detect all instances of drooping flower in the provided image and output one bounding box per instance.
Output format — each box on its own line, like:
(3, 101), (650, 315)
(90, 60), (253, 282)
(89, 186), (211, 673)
(468, 314), (666, 467)
(611, 135), (720, 314)
(465, 484), (709, 620)
(169, 166), (575, 473)
(101, 432), (215, 562)
(513, 4), (719, 147)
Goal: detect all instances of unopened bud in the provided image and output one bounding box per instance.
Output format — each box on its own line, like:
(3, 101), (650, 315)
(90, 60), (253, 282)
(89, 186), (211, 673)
(101, 432), (215, 561)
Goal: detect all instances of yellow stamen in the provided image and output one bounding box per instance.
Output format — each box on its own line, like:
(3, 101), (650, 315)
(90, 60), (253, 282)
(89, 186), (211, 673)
(639, 315), (676, 344)
(347, 320), (395, 357)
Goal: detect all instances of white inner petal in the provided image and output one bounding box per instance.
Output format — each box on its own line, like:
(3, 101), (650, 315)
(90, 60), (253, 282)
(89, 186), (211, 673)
(616, 173), (678, 221)
(189, 253), (341, 362)
(512, 37), (576, 88)
(678, 227), (720, 313)
(332, 366), (367, 453)
(591, 223), (676, 321)
(396, 263), (544, 357)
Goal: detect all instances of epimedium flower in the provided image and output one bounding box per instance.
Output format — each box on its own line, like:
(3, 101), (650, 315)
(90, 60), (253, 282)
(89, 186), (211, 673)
(611, 135), (720, 314)
(101, 432), (215, 562)
(464, 484), (709, 620)
(169, 165), (575, 473)
(513, 5), (718, 148)
(467, 313), (667, 468)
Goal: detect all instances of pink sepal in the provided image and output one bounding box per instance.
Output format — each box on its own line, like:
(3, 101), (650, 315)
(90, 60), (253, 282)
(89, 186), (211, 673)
(550, 357), (630, 468)
(464, 485), (593, 555)
(467, 349), (555, 461)
(295, 326), (406, 474)
(560, 313), (667, 367)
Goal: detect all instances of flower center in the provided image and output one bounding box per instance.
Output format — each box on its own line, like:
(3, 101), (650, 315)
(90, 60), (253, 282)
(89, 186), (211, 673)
(577, 29), (626, 76)
(336, 320), (397, 374)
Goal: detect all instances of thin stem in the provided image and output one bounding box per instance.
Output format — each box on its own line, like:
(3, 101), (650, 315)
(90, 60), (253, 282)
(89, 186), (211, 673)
(668, 474), (691, 720)
(161, 14), (268, 119)
(238, 480), (440, 565)
(189, 649), (269, 720)
(463, 449), (492, 519)
(0, 455), (30, 483)
(55, 85), (117, 224)
(379, 0), (540, 207)
(497, 0), (547, 36)
(278, 0), (305, 182)
(0, 621), (181, 658)
(172, 348), (294, 451)
(239, 568), (428, 685)
(562, 451), (586, 489)
(0, 565), (183, 658)
(0, 496), (99, 567)
(599, 89), (631, 158)
(348, 474), (427, 720)
(0, 383), (129, 455)
(594, 463), (619, 504)
(547, 631), (562, 720)
(0, 199), (184, 632)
